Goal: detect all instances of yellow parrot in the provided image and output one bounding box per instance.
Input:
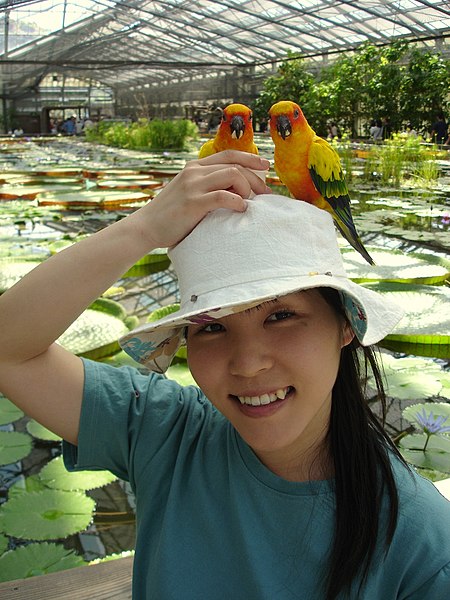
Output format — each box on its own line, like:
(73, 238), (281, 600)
(199, 104), (258, 158)
(268, 100), (374, 265)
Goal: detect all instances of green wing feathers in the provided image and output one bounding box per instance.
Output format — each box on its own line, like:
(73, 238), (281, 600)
(308, 137), (348, 199)
(308, 137), (375, 265)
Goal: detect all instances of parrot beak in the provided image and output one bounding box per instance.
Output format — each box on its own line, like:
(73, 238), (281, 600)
(276, 115), (292, 140)
(230, 115), (245, 140)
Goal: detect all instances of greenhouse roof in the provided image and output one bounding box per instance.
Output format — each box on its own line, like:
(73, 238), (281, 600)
(1, 0), (449, 98)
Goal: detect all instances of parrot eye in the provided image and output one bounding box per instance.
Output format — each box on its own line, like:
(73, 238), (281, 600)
(249, 113), (252, 121)
(293, 109), (300, 119)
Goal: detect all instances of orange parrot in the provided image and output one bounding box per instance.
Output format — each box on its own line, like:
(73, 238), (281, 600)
(269, 100), (374, 265)
(199, 104), (258, 158)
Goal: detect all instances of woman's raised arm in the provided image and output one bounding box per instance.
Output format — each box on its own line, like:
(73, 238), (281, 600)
(0, 151), (270, 444)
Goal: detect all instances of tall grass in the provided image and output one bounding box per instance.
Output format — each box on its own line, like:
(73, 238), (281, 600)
(85, 118), (198, 151)
(370, 134), (441, 186)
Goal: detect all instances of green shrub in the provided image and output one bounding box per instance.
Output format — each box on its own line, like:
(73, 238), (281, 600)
(85, 119), (198, 151)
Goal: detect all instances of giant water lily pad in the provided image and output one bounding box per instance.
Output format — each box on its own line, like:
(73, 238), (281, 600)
(343, 247), (450, 285)
(0, 430), (33, 465)
(166, 363), (197, 386)
(365, 283), (450, 358)
(122, 249), (170, 277)
(0, 185), (82, 200)
(0, 489), (95, 540)
(39, 456), (117, 491)
(0, 394), (24, 425)
(0, 258), (42, 292)
(0, 542), (86, 582)
(57, 298), (134, 359)
(376, 355), (448, 401)
(96, 179), (163, 190)
(38, 190), (152, 209)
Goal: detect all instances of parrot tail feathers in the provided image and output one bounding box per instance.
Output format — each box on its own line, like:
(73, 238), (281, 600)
(333, 219), (375, 266)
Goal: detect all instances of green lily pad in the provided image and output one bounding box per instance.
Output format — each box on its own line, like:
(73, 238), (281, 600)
(0, 394), (24, 425)
(0, 430), (33, 466)
(0, 542), (86, 582)
(0, 489), (95, 540)
(39, 456), (117, 491)
(365, 283), (450, 358)
(26, 419), (62, 442)
(343, 247), (450, 285)
(0, 533), (8, 556)
(89, 549), (134, 564)
(7, 474), (46, 498)
(399, 434), (450, 473)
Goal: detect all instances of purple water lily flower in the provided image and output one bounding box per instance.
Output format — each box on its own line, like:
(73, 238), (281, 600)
(414, 408), (450, 451)
(415, 408), (450, 435)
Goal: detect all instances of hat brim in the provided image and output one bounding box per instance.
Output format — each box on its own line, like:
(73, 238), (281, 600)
(119, 273), (404, 373)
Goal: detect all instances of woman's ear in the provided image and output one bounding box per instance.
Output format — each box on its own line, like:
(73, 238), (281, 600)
(341, 320), (355, 348)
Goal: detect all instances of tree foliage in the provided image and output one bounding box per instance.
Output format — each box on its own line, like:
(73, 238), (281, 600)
(253, 42), (450, 138)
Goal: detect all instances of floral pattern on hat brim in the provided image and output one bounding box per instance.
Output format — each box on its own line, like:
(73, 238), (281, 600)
(120, 298), (278, 371)
(340, 292), (367, 340)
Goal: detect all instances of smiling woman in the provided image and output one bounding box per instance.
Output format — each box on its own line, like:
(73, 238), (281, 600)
(0, 151), (448, 600)
(186, 289), (352, 482)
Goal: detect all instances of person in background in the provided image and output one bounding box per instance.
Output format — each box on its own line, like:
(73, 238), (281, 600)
(431, 114), (448, 144)
(0, 150), (448, 600)
(369, 119), (382, 141)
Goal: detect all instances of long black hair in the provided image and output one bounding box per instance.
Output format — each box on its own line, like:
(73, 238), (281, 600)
(319, 288), (410, 600)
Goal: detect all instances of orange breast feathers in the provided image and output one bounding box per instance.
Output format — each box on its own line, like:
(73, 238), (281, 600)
(268, 101), (320, 204)
(199, 104), (258, 158)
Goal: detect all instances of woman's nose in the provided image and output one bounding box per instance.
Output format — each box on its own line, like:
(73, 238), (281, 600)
(228, 332), (273, 377)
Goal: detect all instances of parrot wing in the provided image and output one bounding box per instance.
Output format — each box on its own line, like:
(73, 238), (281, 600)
(198, 138), (216, 158)
(308, 136), (349, 202)
(308, 137), (375, 265)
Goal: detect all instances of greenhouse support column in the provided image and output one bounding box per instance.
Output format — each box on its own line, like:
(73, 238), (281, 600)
(2, 9), (10, 133)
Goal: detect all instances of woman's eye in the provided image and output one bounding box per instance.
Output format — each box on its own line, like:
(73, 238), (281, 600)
(267, 310), (295, 322)
(202, 322), (225, 333)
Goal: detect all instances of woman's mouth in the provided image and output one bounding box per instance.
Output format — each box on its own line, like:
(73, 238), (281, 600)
(235, 386), (292, 406)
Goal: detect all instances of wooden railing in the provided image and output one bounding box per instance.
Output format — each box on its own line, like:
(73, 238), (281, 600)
(0, 555), (133, 599)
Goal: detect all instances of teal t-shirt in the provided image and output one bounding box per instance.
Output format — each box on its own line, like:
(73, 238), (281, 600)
(64, 359), (450, 599)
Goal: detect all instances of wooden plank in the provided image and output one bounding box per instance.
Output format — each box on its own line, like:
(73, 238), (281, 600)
(0, 556), (133, 599)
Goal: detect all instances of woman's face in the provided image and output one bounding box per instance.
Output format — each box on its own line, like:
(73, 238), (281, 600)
(187, 289), (354, 480)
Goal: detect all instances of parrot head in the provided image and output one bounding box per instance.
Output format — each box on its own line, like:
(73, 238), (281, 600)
(268, 101), (308, 140)
(219, 103), (254, 141)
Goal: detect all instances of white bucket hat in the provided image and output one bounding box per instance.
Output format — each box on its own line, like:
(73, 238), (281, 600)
(119, 194), (404, 373)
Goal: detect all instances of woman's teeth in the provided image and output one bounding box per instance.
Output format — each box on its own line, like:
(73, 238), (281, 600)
(237, 387), (289, 406)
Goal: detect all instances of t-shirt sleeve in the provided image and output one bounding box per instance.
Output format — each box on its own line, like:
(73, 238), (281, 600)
(63, 358), (207, 488)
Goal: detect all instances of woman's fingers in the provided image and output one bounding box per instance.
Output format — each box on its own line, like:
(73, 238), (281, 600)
(198, 149), (270, 171)
(198, 166), (264, 199)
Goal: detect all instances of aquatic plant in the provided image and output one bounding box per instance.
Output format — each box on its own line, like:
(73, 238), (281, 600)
(85, 118), (198, 151)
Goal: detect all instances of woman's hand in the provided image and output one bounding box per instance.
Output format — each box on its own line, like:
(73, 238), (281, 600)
(133, 150), (271, 249)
